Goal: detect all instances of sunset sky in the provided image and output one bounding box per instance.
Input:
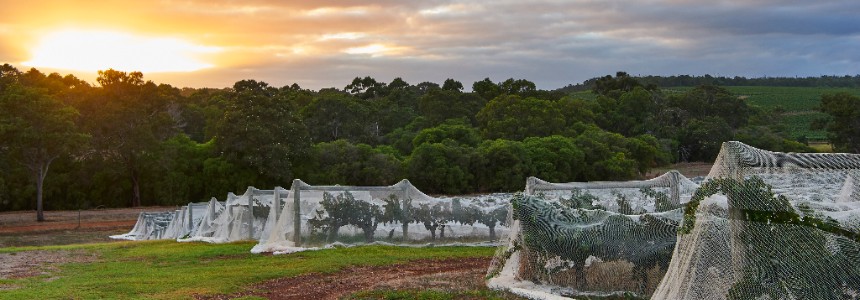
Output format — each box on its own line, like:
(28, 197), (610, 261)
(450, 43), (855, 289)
(1, 0), (858, 90)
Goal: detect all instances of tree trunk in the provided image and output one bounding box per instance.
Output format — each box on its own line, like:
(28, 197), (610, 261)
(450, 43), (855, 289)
(36, 167), (45, 222)
(33, 158), (54, 222)
(402, 222), (409, 240)
(427, 223), (437, 240)
(131, 168), (141, 207)
(489, 224), (496, 240)
(327, 224), (341, 242)
(440, 224), (446, 239)
(363, 224), (376, 242)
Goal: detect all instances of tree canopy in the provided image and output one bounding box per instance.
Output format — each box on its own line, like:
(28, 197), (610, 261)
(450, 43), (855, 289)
(0, 65), (824, 215)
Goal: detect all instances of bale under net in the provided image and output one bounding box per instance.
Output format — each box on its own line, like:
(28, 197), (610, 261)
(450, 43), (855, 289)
(487, 171), (700, 299)
(653, 141), (860, 299)
(252, 179), (509, 254)
(179, 187), (274, 243)
(161, 199), (219, 240)
(110, 211), (175, 241)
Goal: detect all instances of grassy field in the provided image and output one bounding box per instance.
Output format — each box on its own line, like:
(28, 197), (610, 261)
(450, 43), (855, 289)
(0, 241), (499, 299)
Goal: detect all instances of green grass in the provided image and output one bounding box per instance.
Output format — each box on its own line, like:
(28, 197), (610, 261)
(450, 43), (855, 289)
(346, 289), (518, 300)
(0, 241), (495, 300)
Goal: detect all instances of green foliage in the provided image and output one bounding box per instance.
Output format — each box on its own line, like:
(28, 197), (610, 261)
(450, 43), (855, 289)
(559, 188), (599, 209)
(816, 92), (860, 153)
(413, 202), (451, 240)
(345, 76), (389, 100)
(733, 126), (815, 153)
(640, 187), (679, 212)
(615, 192), (640, 215)
(590, 71), (655, 98)
(299, 140), (402, 186)
(309, 192), (383, 242)
(677, 116), (734, 161)
(214, 79), (310, 184)
(418, 88), (485, 126)
(573, 128), (641, 180)
(405, 143), (475, 194)
(0, 70), (88, 219)
(301, 90), (373, 143)
(522, 136), (586, 183)
(511, 193), (676, 297)
(476, 94), (564, 140)
(412, 121), (481, 148)
(474, 139), (531, 192)
(147, 134), (210, 205)
(88, 70), (179, 206)
(679, 176), (860, 299)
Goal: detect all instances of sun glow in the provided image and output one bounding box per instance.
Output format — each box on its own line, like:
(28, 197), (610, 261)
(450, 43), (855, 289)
(22, 29), (221, 73)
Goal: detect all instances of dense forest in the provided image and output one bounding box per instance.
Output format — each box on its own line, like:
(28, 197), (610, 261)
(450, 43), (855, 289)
(2, 66), (857, 218)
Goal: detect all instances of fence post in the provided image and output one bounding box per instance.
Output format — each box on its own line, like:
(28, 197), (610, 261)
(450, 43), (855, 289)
(248, 188), (255, 240)
(669, 171), (681, 205)
(187, 202), (193, 232)
(273, 187), (280, 225)
(292, 179), (302, 246)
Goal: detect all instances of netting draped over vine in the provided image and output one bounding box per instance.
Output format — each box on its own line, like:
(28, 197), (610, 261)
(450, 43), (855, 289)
(161, 201), (213, 240)
(487, 171), (699, 299)
(653, 141), (860, 299)
(251, 179), (510, 254)
(179, 187), (275, 243)
(111, 198), (224, 241)
(110, 211), (175, 240)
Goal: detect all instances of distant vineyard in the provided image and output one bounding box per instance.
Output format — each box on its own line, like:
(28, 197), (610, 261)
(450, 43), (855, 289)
(723, 86), (860, 141)
(600, 86), (860, 142)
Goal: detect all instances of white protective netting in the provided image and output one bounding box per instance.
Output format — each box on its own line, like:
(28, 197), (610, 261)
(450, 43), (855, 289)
(487, 171), (700, 299)
(251, 179), (510, 254)
(183, 198), (226, 240)
(180, 187), (275, 243)
(653, 141), (860, 299)
(161, 199), (219, 240)
(111, 199), (222, 241)
(110, 211), (175, 240)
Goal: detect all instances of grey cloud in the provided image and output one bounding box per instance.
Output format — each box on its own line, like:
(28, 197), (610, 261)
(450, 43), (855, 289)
(9, 0), (859, 89)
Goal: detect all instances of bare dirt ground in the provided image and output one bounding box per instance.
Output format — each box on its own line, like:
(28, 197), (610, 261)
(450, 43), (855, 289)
(196, 256), (514, 300)
(0, 206), (175, 247)
(0, 249), (100, 290)
(0, 207), (170, 290)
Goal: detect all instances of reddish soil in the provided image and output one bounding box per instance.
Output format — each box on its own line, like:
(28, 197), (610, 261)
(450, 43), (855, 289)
(0, 220), (137, 234)
(0, 206), (175, 247)
(197, 257), (495, 300)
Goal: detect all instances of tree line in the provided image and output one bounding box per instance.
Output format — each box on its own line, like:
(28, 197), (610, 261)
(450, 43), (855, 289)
(2, 66), (855, 220)
(560, 74), (860, 92)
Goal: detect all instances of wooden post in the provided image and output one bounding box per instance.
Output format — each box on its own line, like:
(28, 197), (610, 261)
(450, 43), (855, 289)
(248, 188), (255, 240)
(187, 202), (193, 232)
(292, 179), (302, 246)
(669, 171), (681, 205)
(273, 188), (280, 224)
(402, 181), (410, 240)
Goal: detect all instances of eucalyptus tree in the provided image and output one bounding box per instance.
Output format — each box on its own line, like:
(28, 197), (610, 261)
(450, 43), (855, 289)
(0, 69), (87, 220)
(79, 69), (178, 207)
